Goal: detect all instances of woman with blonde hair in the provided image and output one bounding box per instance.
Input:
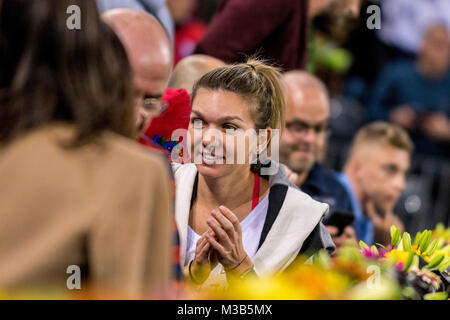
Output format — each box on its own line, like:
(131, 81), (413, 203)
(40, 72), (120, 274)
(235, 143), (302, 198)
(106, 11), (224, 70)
(173, 59), (335, 287)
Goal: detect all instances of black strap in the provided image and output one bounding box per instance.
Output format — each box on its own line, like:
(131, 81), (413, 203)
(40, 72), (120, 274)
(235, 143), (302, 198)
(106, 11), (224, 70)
(190, 172), (199, 210)
(257, 184), (288, 250)
(135, 0), (156, 15)
(299, 223), (325, 256)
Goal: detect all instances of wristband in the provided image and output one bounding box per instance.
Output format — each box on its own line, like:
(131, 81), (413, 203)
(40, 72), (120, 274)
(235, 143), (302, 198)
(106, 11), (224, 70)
(224, 255), (248, 272)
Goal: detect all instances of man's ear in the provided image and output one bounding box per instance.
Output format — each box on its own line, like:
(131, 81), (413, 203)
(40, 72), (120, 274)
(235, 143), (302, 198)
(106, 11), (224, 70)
(353, 156), (365, 180)
(345, 154), (359, 176)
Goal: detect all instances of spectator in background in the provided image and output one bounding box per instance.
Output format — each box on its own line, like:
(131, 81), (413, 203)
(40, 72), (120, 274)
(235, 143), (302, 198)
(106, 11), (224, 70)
(103, 9), (184, 280)
(167, 0), (208, 64)
(97, 0), (175, 42)
(142, 87), (192, 163)
(144, 54), (225, 163)
(344, 0), (450, 105)
(195, 0), (361, 71)
(279, 71), (357, 251)
(146, 54), (225, 161)
(377, 0), (450, 57)
(168, 54), (225, 94)
(368, 24), (450, 157)
(337, 122), (412, 246)
(0, 0), (173, 297)
(103, 9), (191, 158)
(103, 9), (173, 137)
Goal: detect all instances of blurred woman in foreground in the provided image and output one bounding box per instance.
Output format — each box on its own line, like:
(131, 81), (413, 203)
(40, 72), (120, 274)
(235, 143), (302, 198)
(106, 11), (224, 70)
(0, 0), (173, 297)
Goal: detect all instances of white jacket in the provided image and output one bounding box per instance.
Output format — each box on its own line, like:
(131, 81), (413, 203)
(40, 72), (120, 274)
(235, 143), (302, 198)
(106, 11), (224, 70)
(172, 162), (335, 278)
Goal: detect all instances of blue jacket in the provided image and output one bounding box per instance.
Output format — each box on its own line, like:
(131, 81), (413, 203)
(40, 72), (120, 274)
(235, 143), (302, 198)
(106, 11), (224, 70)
(300, 164), (355, 221)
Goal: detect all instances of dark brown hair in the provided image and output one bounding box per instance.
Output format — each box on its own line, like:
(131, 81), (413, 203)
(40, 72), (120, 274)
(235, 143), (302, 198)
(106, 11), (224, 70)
(0, 0), (135, 146)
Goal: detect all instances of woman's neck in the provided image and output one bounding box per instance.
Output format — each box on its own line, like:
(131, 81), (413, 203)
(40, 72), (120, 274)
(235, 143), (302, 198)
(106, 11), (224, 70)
(196, 167), (266, 220)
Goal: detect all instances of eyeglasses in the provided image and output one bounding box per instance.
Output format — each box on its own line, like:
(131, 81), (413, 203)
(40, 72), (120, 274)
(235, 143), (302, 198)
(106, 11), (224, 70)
(142, 97), (169, 115)
(285, 120), (331, 136)
(136, 96), (169, 116)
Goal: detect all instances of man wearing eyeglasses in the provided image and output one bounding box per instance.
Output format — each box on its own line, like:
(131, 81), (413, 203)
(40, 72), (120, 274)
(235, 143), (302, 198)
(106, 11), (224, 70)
(280, 71), (357, 251)
(103, 9), (184, 283)
(103, 9), (173, 135)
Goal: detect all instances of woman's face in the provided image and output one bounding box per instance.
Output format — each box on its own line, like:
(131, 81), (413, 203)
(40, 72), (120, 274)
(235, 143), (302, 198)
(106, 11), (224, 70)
(189, 89), (259, 179)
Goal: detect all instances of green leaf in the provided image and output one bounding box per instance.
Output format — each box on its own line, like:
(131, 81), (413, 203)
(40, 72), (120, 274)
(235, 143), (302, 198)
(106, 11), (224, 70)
(441, 244), (450, 254)
(371, 245), (379, 256)
(426, 254), (445, 270)
(375, 243), (387, 251)
(437, 238), (445, 250)
(424, 292), (448, 300)
(419, 230), (431, 254)
(314, 249), (331, 269)
(403, 251), (415, 272)
(384, 255), (397, 269)
(412, 255), (420, 270)
(401, 287), (419, 300)
(390, 225), (397, 240)
(435, 223), (444, 234)
(391, 227), (401, 248)
(359, 240), (370, 251)
(402, 232), (412, 252)
(438, 257), (450, 272)
(426, 239), (438, 257)
(413, 231), (422, 246)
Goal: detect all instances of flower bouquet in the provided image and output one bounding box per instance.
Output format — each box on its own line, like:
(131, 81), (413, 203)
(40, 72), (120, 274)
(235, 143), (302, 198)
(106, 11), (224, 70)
(359, 223), (450, 300)
(183, 224), (450, 300)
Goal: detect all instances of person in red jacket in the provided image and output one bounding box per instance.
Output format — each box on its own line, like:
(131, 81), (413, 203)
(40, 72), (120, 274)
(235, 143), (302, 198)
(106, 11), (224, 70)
(140, 87), (192, 164)
(195, 0), (361, 71)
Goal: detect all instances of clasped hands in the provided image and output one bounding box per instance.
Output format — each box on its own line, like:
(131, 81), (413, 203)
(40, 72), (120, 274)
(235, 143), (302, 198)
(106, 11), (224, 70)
(189, 206), (253, 285)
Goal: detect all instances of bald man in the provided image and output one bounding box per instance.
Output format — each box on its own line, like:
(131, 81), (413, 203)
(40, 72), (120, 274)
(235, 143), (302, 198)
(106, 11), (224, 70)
(279, 71), (356, 251)
(103, 9), (183, 281)
(168, 54), (225, 94)
(103, 9), (173, 134)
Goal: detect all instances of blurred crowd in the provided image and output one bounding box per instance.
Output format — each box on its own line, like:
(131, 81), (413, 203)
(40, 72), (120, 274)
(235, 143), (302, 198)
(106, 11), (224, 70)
(0, 0), (448, 298)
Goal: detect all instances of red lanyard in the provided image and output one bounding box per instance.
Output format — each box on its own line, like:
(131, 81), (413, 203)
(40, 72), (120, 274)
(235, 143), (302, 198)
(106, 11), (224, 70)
(251, 172), (260, 211)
